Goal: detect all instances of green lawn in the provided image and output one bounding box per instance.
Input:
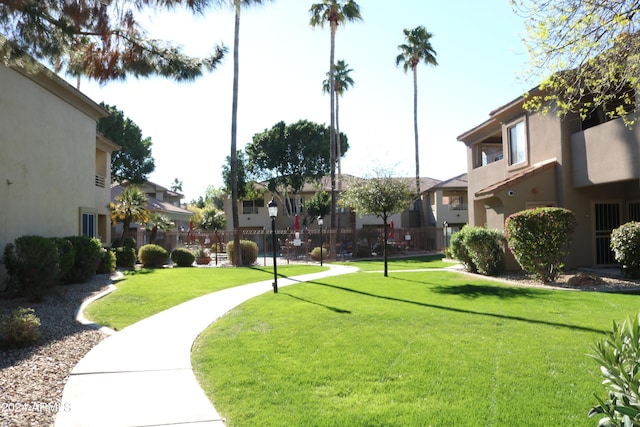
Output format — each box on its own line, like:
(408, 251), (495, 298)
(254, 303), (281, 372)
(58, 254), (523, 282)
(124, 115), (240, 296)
(192, 268), (640, 427)
(84, 265), (326, 330)
(336, 253), (457, 271)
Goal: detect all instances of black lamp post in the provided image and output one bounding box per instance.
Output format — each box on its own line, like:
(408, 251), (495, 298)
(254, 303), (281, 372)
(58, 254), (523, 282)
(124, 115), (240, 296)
(268, 197), (278, 293)
(318, 216), (324, 267)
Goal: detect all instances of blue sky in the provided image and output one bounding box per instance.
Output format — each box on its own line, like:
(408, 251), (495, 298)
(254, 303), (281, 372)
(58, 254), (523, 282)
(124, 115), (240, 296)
(74, 0), (533, 202)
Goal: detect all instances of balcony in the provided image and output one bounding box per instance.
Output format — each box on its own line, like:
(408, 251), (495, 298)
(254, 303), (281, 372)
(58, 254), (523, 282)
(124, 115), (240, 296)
(571, 117), (640, 187)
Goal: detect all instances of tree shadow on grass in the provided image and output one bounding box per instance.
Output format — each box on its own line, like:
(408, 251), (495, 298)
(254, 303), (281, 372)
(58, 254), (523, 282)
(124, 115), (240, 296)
(302, 279), (606, 334)
(432, 283), (544, 299)
(281, 292), (352, 314)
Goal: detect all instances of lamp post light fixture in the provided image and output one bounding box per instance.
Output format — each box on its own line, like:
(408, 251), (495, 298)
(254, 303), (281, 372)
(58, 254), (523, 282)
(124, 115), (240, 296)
(318, 216), (324, 267)
(268, 197), (279, 293)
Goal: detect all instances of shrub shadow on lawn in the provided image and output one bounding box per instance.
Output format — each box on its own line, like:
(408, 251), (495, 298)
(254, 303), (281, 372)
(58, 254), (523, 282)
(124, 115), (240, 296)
(431, 283), (545, 299)
(305, 279), (606, 334)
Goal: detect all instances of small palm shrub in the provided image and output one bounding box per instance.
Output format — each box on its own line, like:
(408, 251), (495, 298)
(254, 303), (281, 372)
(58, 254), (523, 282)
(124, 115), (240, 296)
(610, 222), (640, 278)
(589, 313), (640, 426)
(0, 307), (41, 348)
(227, 240), (259, 266)
(171, 248), (195, 267)
(310, 247), (328, 262)
(51, 237), (75, 284)
(138, 244), (168, 268)
(505, 207), (576, 283)
(114, 247), (137, 268)
(3, 236), (60, 302)
(463, 227), (504, 276)
(96, 248), (116, 274)
(449, 226), (477, 273)
(64, 236), (103, 284)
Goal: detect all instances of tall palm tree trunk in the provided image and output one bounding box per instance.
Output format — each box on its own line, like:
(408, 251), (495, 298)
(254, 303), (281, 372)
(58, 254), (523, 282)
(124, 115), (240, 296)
(413, 66), (425, 228)
(230, 2), (242, 266)
(335, 88), (342, 241)
(329, 22), (337, 258)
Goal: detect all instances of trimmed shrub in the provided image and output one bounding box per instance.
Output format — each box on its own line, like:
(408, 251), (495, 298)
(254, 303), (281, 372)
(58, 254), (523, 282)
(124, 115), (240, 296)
(310, 247), (328, 262)
(171, 248), (196, 267)
(505, 207), (576, 283)
(610, 222), (640, 278)
(449, 226), (477, 273)
(51, 237), (75, 284)
(0, 307), (41, 348)
(464, 227), (505, 276)
(123, 237), (137, 249)
(227, 240), (259, 266)
(96, 248), (116, 274)
(3, 236), (60, 302)
(138, 244), (168, 268)
(589, 313), (640, 426)
(115, 247), (137, 268)
(64, 236), (104, 284)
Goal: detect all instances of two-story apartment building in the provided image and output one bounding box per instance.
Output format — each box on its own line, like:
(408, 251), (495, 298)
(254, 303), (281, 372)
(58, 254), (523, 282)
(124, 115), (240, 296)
(0, 61), (118, 261)
(458, 89), (640, 269)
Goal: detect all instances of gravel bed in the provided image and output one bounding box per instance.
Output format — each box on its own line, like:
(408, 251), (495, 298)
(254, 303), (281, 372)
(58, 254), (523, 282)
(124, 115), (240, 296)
(1, 267), (639, 427)
(0, 274), (116, 427)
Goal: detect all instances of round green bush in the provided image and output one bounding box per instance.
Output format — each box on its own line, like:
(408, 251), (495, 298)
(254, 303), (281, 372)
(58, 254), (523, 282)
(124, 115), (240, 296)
(63, 236), (103, 284)
(505, 207), (576, 283)
(115, 247), (137, 268)
(171, 248), (196, 267)
(51, 237), (75, 284)
(0, 307), (41, 348)
(96, 248), (116, 274)
(123, 237), (137, 249)
(463, 227), (504, 276)
(611, 222), (640, 278)
(449, 226), (477, 273)
(310, 247), (328, 261)
(227, 240), (259, 266)
(3, 236), (60, 302)
(138, 244), (168, 268)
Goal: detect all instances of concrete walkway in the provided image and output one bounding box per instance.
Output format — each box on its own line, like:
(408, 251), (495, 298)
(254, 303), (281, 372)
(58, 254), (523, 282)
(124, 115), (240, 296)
(55, 264), (358, 427)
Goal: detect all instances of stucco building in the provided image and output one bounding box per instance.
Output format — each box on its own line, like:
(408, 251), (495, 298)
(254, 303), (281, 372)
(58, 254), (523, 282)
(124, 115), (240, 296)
(0, 62), (118, 263)
(457, 88), (640, 269)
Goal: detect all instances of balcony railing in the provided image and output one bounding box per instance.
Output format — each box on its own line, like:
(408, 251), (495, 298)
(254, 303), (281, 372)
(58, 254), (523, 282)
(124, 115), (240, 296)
(95, 174), (106, 188)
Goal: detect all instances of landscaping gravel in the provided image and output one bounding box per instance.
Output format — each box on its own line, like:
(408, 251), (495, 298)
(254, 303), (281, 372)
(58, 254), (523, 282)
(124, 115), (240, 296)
(0, 274), (115, 427)
(1, 267), (639, 427)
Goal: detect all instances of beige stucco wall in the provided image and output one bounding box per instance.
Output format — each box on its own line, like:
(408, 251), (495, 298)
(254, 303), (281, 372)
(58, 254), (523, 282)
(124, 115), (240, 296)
(0, 64), (107, 256)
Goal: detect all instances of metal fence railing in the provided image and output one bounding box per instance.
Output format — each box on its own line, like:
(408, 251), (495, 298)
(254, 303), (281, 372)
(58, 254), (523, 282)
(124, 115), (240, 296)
(136, 226), (446, 266)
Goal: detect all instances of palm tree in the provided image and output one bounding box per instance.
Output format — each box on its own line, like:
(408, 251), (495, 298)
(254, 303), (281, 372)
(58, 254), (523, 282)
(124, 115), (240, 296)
(146, 213), (174, 244)
(310, 0), (362, 253)
(396, 25), (438, 226)
(323, 59), (354, 194)
(229, 0), (272, 266)
(110, 186), (149, 241)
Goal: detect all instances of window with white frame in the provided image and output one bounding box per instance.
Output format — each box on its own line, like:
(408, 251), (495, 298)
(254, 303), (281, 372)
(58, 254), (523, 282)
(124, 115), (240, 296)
(507, 120), (526, 166)
(82, 212), (96, 237)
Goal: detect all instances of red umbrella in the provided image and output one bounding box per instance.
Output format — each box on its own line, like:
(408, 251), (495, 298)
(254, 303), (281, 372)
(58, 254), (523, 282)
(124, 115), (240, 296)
(389, 220), (395, 239)
(294, 214), (300, 231)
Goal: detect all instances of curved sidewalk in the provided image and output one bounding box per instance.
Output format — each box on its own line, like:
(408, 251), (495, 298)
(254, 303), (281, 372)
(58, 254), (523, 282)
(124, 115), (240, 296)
(55, 264), (358, 427)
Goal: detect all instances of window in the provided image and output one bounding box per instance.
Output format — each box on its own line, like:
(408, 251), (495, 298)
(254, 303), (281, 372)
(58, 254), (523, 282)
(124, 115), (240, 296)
(82, 212), (96, 237)
(242, 199), (264, 214)
(507, 120), (526, 166)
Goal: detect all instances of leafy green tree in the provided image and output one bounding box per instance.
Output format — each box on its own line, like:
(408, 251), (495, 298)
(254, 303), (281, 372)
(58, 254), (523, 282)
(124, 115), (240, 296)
(304, 190), (331, 224)
(396, 25), (438, 219)
(340, 171), (413, 277)
(97, 103), (155, 184)
(110, 186), (149, 241)
(200, 205), (226, 230)
(246, 119), (348, 225)
(514, 0), (640, 126)
(0, 0), (226, 82)
(323, 59), (354, 198)
(204, 185), (226, 210)
(223, 150), (251, 201)
(227, 0), (274, 267)
(310, 0), (362, 237)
